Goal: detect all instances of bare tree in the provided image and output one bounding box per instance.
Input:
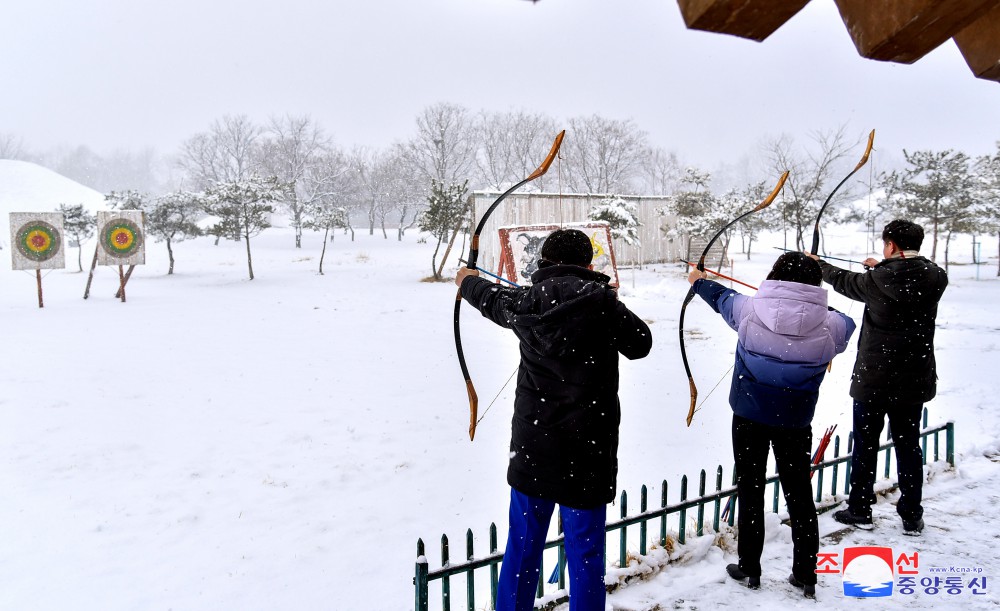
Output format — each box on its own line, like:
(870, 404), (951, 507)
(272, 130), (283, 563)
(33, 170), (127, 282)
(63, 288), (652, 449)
(398, 102), (477, 186)
(356, 147), (413, 239)
(476, 109), (559, 191)
(258, 114), (331, 248)
(0, 132), (28, 160)
(301, 148), (361, 268)
(640, 147), (683, 196)
(178, 115), (262, 189)
(562, 115), (648, 194)
(762, 126), (858, 253)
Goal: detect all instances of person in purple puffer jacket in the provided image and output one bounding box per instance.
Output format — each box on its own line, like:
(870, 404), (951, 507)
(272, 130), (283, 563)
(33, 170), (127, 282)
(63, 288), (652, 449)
(687, 252), (856, 598)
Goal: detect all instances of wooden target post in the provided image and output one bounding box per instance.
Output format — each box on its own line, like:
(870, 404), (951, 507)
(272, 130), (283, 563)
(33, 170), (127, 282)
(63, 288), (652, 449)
(9, 212), (66, 308)
(94, 210), (145, 302)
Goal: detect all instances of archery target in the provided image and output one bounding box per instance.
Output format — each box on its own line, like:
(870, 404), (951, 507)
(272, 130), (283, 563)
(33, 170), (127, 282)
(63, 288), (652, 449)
(9, 212), (65, 270)
(97, 210), (145, 266)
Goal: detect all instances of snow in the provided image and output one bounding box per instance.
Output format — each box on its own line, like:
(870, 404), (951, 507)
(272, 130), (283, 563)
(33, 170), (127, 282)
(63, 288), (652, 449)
(0, 160), (107, 250)
(1, 167), (998, 610)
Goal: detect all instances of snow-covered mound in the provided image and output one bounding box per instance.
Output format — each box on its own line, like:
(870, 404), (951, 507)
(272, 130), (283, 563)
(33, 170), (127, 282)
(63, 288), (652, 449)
(0, 160), (107, 249)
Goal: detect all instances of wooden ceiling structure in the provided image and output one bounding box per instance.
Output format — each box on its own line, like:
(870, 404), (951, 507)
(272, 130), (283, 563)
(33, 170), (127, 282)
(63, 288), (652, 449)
(676, 0), (1000, 83)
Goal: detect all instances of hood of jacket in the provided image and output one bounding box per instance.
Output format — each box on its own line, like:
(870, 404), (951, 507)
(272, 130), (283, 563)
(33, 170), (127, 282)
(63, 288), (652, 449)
(507, 264), (615, 358)
(751, 280), (829, 337)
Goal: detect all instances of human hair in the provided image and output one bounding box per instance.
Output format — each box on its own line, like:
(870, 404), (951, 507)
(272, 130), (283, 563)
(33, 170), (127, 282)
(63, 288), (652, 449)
(766, 252), (822, 286)
(539, 229), (593, 267)
(882, 219), (924, 251)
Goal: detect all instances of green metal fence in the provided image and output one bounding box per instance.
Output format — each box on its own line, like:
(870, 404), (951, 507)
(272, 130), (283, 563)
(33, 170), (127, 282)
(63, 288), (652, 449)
(415, 410), (955, 611)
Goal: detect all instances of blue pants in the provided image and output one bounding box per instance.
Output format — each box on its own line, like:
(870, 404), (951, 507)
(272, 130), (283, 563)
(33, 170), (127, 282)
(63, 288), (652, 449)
(496, 488), (607, 611)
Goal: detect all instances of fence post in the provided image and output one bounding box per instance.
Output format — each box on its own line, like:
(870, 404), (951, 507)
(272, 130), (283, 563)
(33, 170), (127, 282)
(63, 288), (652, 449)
(946, 421), (955, 466)
(640, 485), (648, 555)
(884, 424), (892, 479)
(696, 470), (706, 537)
(466, 529), (475, 611)
(441, 535), (451, 611)
(772, 479), (780, 514)
(713, 466), (723, 532)
(845, 432), (854, 495)
(831, 436), (841, 497)
(620, 490), (628, 568)
(557, 512), (566, 590)
(415, 539), (429, 611)
(679, 476), (688, 544)
(660, 480), (668, 546)
(728, 466), (737, 526)
(490, 524), (499, 607)
(815, 458), (825, 504)
(922, 408), (929, 465)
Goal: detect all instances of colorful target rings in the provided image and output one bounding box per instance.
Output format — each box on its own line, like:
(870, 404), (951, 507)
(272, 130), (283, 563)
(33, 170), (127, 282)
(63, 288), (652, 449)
(15, 221), (62, 262)
(101, 218), (143, 258)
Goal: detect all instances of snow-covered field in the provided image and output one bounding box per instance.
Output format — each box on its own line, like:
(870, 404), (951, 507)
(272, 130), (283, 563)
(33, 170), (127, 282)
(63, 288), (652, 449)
(2, 170), (998, 609)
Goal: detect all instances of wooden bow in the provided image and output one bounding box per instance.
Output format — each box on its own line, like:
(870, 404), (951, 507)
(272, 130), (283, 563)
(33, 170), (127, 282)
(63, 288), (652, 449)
(810, 129), (875, 255)
(454, 130), (565, 441)
(679, 171), (789, 426)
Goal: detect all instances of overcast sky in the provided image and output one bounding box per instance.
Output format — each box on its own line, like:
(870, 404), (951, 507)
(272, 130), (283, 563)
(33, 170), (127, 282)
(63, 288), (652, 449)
(2, 0), (999, 170)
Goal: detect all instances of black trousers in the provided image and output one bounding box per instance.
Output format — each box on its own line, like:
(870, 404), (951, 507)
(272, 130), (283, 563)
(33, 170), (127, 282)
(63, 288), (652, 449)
(733, 414), (818, 585)
(847, 399), (924, 522)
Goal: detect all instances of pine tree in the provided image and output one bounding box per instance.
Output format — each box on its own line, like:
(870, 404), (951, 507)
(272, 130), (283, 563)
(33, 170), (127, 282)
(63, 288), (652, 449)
(419, 179), (469, 281)
(147, 192), (202, 274)
(588, 196), (641, 246)
(57, 203), (97, 272)
(882, 150), (977, 263)
(201, 175), (289, 280)
(303, 204), (348, 275)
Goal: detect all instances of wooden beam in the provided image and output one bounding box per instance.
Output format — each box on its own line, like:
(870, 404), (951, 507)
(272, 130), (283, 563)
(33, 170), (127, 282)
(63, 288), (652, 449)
(676, 0), (811, 42)
(833, 0), (1000, 64)
(955, 3), (1000, 83)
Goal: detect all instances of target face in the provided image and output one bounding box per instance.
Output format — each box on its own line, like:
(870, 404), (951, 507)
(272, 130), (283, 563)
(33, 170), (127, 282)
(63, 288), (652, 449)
(97, 210), (145, 266)
(17, 221), (62, 262)
(9, 212), (66, 270)
(101, 219), (142, 258)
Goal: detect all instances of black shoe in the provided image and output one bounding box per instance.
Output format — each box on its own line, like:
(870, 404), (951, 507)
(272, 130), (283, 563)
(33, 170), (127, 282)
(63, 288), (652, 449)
(833, 508), (874, 530)
(789, 574), (816, 598)
(902, 517), (924, 536)
(726, 563), (760, 589)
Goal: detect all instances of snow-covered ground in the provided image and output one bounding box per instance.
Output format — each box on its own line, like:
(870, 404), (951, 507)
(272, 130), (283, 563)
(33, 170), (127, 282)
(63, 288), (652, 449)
(1, 172), (998, 609)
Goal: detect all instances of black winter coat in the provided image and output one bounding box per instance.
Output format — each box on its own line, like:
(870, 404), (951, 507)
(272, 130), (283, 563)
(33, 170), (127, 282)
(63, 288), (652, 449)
(818, 256), (947, 404)
(460, 264), (652, 508)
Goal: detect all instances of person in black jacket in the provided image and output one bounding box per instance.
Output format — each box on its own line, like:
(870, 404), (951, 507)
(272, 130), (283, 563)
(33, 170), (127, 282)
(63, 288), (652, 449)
(809, 220), (948, 535)
(456, 228), (652, 611)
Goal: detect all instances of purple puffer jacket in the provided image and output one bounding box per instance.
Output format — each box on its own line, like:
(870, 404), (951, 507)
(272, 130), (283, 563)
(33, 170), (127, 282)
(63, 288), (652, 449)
(694, 278), (856, 428)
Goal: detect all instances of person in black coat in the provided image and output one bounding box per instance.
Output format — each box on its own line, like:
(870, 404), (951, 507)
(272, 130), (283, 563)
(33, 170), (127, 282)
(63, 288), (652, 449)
(456, 228), (651, 611)
(809, 219), (948, 535)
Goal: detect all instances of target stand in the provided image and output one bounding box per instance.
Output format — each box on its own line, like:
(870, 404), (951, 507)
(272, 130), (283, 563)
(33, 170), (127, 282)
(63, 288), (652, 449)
(9, 212), (66, 308)
(85, 210), (146, 302)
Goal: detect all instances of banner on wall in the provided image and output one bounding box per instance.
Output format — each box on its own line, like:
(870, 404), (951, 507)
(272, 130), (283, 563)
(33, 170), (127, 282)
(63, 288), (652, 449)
(497, 222), (619, 287)
(9, 212), (66, 271)
(96, 210), (145, 267)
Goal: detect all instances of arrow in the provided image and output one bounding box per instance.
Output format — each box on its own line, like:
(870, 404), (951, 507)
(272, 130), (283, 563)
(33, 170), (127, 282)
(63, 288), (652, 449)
(458, 259), (521, 287)
(681, 260), (758, 291)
